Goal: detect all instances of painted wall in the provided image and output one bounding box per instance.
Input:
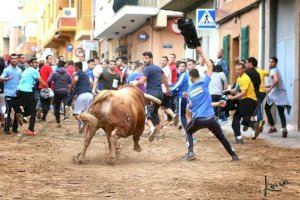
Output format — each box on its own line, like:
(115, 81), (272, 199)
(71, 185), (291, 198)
(218, 7), (259, 82)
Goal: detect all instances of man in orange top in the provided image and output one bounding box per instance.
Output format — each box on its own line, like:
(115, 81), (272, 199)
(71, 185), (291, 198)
(38, 55), (53, 121)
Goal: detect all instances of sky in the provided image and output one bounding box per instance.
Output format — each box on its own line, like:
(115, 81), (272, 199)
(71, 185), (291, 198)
(0, 0), (19, 24)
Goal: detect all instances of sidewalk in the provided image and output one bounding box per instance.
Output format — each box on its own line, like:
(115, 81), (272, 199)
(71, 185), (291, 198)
(221, 119), (300, 149)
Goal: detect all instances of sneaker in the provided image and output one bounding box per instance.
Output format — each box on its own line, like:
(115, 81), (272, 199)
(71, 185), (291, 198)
(149, 126), (159, 142)
(243, 125), (249, 132)
(15, 113), (23, 126)
(57, 123), (62, 128)
(282, 128), (288, 138)
(232, 155), (239, 161)
(173, 115), (179, 126)
(65, 106), (70, 119)
(235, 138), (244, 144)
(181, 152), (196, 161)
(252, 122), (260, 140)
(26, 130), (37, 136)
(268, 127), (277, 134)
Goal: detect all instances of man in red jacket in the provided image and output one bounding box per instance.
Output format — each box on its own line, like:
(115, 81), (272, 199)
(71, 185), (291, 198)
(38, 55), (53, 121)
(168, 53), (178, 84)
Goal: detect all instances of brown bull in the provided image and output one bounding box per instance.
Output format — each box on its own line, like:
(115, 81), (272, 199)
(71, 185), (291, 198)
(74, 85), (159, 164)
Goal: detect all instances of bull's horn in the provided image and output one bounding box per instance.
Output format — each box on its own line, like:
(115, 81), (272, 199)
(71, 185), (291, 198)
(144, 93), (162, 105)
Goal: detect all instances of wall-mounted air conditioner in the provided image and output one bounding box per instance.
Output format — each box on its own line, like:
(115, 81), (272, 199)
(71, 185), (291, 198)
(63, 8), (76, 18)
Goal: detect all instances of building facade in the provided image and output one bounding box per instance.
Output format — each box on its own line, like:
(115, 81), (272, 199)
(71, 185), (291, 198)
(217, 0), (300, 130)
(36, 0), (93, 60)
(94, 0), (185, 64)
(163, 0), (219, 61)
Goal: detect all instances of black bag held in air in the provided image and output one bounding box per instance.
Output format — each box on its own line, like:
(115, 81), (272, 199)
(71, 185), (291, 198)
(177, 18), (201, 49)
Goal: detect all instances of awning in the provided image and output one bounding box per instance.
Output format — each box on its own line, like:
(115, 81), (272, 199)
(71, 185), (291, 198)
(162, 0), (207, 12)
(94, 6), (159, 39)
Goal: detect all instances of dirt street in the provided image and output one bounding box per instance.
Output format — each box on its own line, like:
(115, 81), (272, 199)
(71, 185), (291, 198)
(0, 116), (300, 200)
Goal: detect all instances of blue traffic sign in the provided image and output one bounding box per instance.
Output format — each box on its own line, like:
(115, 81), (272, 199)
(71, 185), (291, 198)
(196, 9), (216, 29)
(66, 44), (73, 52)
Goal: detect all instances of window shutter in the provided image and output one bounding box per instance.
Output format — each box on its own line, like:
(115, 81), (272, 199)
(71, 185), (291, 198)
(222, 34), (230, 65)
(241, 26), (249, 60)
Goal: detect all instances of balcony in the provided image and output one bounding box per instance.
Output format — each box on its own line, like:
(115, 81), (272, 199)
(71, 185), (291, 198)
(113, 0), (158, 12)
(94, 1), (160, 39)
(42, 8), (76, 48)
(56, 9), (77, 32)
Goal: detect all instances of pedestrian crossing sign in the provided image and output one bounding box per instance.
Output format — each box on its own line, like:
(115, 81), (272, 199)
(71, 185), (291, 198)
(196, 9), (216, 29)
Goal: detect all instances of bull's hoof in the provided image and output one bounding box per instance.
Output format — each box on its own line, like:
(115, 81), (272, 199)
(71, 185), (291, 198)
(107, 157), (116, 165)
(72, 153), (85, 164)
(133, 145), (142, 152)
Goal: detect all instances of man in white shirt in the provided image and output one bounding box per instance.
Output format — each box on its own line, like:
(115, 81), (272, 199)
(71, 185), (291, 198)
(77, 52), (88, 73)
(92, 57), (103, 95)
(159, 56), (178, 129)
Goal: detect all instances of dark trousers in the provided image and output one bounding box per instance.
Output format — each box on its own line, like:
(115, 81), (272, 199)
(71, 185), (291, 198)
(232, 98), (257, 138)
(40, 95), (51, 121)
(211, 94), (226, 120)
(18, 91), (36, 132)
(4, 96), (21, 132)
(179, 97), (187, 128)
(53, 92), (68, 123)
(252, 92), (266, 121)
(185, 116), (236, 157)
(146, 92), (164, 126)
(265, 103), (286, 128)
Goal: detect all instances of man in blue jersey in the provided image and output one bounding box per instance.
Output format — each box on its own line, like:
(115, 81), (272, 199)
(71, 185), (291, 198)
(181, 47), (238, 161)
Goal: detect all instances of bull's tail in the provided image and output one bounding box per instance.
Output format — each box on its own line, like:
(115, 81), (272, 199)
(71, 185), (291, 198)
(80, 112), (98, 129)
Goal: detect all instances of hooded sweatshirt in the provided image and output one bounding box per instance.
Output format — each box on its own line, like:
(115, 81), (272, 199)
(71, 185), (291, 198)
(48, 67), (71, 94)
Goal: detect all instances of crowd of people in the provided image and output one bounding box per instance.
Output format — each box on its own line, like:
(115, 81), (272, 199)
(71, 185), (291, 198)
(0, 46), (291, 161)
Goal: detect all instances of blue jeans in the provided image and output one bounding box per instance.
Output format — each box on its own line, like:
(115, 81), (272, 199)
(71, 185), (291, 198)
(253, 92), (266, 121)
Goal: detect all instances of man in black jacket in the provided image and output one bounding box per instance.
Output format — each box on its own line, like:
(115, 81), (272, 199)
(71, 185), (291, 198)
(243, 57), (261, 135)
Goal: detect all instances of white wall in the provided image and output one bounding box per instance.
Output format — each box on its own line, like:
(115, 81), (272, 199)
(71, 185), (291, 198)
(93, 0), (115, 38)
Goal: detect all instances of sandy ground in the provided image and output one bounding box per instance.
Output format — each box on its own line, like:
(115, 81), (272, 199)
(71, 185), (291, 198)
(0, 116), (300, 200)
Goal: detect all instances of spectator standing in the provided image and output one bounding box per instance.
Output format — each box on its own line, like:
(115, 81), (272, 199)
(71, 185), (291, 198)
(215, 49), (229, 76)
(78, 52), (88, 72)
(209, 64), (228, 124)
(265, 57), (291, 138)
(98, 60), (121, 90)
(168, 53), (178, 85)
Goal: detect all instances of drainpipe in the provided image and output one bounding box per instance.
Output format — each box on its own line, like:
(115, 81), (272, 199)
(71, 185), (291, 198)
(259, 0), (266, 68)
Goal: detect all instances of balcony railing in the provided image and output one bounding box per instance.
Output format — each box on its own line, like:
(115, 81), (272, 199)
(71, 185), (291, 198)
(113, 0), (157, 12)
